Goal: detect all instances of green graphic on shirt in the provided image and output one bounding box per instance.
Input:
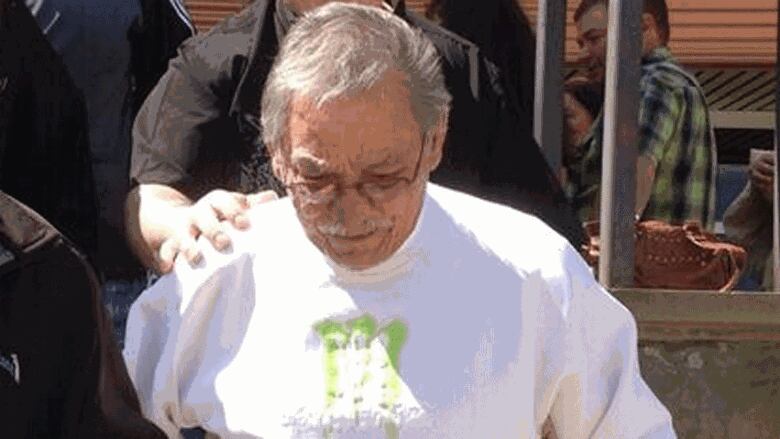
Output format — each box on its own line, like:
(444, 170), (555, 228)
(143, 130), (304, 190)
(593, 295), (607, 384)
(313, 314), (408, 438)
(380, 320), (407, 408)
(315, 321), (351, 408)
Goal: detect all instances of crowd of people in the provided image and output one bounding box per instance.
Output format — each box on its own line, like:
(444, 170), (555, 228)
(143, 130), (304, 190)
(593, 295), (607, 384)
(0, 0), (769, 436)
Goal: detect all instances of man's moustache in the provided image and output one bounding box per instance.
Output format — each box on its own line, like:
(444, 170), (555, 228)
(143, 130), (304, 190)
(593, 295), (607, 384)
(317, 218), (393, 238)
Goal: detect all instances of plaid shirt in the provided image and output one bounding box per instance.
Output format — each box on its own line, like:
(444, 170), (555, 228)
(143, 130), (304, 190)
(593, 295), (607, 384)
(570, 47), (716, 229)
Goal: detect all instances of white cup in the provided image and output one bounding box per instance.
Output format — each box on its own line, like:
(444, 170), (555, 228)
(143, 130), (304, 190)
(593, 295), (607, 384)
(749, 148), (774, 168)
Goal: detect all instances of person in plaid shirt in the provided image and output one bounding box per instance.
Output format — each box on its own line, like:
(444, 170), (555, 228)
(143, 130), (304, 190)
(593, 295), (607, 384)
(566, 0), (716, 230)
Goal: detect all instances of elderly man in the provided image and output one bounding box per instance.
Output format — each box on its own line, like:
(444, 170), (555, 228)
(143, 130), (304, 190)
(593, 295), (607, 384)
(126, 0), (584, 275)
(124, 4), (675, 438)
(567, 0), (716, 228)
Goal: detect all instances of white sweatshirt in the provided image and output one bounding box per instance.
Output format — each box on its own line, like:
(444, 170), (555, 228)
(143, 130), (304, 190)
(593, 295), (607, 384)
(123, 184), (675, 439)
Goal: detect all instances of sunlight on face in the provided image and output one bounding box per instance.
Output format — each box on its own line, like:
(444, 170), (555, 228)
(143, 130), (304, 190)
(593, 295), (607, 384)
(276, 70), (431, 270)
(575, 3), (608, 83)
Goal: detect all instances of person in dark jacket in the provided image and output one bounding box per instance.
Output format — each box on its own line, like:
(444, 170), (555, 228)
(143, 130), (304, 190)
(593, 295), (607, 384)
(0, 191), (165, 438)
(424, 0), (537, 123)
(0, 0), (97, 259)
(25, 0), (144, 279)
(128, 0), (195, 116)
(126, 0), (585, 274)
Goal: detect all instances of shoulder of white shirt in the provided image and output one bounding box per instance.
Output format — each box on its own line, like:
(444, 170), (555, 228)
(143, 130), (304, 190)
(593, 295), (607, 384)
(175, 187), (577, 281)
(427, 184), (594, 318)
(426, 184), (571, 256)
(171, 197), (298, 276)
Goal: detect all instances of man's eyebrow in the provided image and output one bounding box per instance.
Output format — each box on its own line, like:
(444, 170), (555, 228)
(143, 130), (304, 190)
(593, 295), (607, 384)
(362, 151), (405, 173)
(290, 150), (329, 175)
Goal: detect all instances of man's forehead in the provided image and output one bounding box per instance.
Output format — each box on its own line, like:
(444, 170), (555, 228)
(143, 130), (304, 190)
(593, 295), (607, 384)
(289, 141), (404, 168)
(577, 3), (608, 34)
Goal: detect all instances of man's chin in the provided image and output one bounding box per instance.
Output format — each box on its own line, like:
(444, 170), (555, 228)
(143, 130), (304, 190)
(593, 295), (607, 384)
(323, 232), (393, 270)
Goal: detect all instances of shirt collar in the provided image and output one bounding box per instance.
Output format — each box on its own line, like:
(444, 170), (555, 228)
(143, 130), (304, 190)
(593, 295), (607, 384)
(642, 46), (675, 66)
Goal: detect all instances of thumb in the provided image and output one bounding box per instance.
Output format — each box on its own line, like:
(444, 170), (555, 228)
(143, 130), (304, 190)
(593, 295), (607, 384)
(155, 238), (181, 274)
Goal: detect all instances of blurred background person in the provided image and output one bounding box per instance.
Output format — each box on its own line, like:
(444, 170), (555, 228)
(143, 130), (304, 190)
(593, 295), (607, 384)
(1, 0), (97, 258)
(724, 149), (775, 291)
(568, 0), (716, 229)
(560, 79), (602, 194)
(0, 2), (164, 436)
(424, 0), (537, 122)
(22, 0), (194, 343)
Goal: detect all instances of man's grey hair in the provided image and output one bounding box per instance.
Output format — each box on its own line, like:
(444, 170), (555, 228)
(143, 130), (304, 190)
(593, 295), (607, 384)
(261, 2), (452, 149)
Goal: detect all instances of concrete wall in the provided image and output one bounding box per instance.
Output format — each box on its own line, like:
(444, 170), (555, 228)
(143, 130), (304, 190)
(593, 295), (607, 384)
(640, 341), (780, 438)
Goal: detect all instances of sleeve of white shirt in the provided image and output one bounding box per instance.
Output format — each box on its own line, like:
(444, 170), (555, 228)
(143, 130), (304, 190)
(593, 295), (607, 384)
(123, 241), (255, 438)
(548, 245), (676, 439)
(123, 269), (188, 438)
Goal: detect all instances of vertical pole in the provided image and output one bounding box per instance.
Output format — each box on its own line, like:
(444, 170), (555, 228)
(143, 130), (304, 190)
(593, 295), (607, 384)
(773, 2), (780, 291)
(598, 0), (642, 288)
(534, 0), (567, 173)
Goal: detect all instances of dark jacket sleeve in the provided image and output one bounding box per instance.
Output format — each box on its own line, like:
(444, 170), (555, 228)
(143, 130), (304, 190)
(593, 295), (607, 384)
(57, 85), (99, 259)
(129, 26), (251, 198)
(0, 1), (98, 260)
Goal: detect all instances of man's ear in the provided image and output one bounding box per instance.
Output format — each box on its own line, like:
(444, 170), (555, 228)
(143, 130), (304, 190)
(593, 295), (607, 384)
(640, 12), (662, 54)
(641, 13), (654, 32)
(641, 12), (663, 44)
(423, 110), (449, 173)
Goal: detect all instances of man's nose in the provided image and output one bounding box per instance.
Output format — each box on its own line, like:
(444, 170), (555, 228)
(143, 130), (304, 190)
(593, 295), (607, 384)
(332, 187), (374, 224)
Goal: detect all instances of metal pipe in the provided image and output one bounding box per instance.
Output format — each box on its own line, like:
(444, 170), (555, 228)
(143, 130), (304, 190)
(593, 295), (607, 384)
(773, 3), (780, 291)
(598, 0), (642, 288)
(533, 0), (566, 172)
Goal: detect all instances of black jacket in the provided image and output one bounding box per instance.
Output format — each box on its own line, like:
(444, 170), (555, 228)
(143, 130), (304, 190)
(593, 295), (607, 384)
(128, 0), (195, 116)
(0, 191), (165, 438)
(130, 0), (585, 247)
(0, 0), (98, 259)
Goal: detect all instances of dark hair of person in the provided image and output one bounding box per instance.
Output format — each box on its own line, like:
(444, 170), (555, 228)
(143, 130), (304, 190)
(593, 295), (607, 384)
(0, 0), (8, 26)
(425, 0), (537, 116)
(573, 0), (670, 45)
(564, 80), (603, 119)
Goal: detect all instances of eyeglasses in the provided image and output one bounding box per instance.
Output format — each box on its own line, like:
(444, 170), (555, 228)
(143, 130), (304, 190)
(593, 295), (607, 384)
(283, 142), (427, 206)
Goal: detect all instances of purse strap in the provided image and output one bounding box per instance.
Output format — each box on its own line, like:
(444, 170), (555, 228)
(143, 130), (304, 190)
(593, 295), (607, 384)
(717, 250), (743, 293)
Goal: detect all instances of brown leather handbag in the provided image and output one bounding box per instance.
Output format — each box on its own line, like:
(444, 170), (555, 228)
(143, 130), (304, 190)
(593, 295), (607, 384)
(582, 220), (748, 292)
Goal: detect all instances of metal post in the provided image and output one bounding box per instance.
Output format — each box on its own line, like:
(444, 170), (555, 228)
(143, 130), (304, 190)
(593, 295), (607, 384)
(598, 0), (642, 288)
(773, 3), (780, 291)
(533, 0), (567, 172)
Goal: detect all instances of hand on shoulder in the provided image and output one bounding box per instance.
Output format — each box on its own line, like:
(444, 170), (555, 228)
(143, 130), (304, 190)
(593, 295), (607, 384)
(152, 189), (279, 274)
